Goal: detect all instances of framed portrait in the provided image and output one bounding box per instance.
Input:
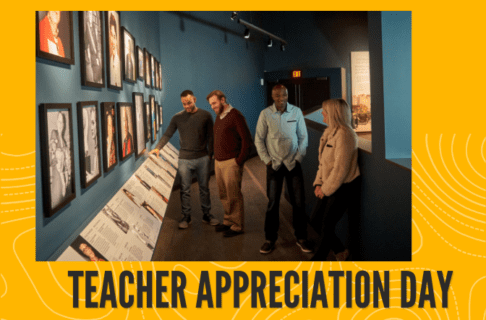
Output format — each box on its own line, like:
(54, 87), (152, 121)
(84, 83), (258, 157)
(136, 46), (144, 80)
(79, 11), (105, 88)
(154, 60), (159, 90)
(105, 11), (122, 90)
(159, 103), (163, 126)
(122, 27), (136, 83)
(155, 101), (159, 132)
(150, 95), (156, 142)
(145, 102), (152, 143)
(158, 61), (162, 90)
(159, 63), (163, 89)
(132, 92), (146, 158)
(144, 48), (150, 88)
(70, 235), (108, 261)
(150, 54), (155, 88)
(77, 101), (102, 189)
(117, 102), (135, 161)
(101, 102), (117, 172)
(36, 11), (75, 65)
(38, 103), (76, 217)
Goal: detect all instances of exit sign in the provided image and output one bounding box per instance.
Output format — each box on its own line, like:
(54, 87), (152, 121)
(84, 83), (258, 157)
(292, 70), (302, 78)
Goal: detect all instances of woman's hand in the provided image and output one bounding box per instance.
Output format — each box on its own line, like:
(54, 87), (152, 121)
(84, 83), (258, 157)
(315, 186), (325, 199)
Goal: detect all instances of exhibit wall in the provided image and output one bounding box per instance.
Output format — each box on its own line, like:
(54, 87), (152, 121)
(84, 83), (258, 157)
(382, 11), (412, 159)
(157, 11), (267, 148)
(35, 11), (163, 261)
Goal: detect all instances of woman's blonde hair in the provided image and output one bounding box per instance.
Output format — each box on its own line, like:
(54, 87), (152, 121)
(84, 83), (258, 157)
(322, 98), (353, 131)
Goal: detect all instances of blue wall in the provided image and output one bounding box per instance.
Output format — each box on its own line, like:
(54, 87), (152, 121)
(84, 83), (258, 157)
(157, 11), (267, 146)
(37, 12), (162, 261)
(382, 11), (412, 159)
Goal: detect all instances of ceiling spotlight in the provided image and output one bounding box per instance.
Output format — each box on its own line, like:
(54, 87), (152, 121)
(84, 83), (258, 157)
(280, 43), (286, 51)
(244, 28), (250, 39)
(267, 38), (273, 47)
(231, 12), (238, 21)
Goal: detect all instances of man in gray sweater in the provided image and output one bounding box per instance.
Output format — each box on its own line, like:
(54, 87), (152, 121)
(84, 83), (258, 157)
(149, 90), (219, 229)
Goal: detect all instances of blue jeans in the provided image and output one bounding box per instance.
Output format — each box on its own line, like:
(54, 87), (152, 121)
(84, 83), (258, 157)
(178, 155), (212, 220)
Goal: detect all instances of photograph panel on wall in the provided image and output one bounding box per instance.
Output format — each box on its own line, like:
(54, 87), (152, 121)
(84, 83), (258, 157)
(132, 92), (146, 158)
(150, 95), (156, 142)
(158, 63), (163, 90)
(39, 103), (76, 217)
(101, 102), (117, 172)
(122, 27), (136, 83)
(117, 102), (135, 161)
(158, 102), (163, 126)
(144, 48), (150, 88)
(136, 46), (144, 80)
(105, 11), (122, 90)
(154, 60), (159, 90)
(145, 102), (152, 143)
(70, 235), (108, 261)
(150, 54), (155, 88)
(36, 11), (75, 65)
(351, 51), (372, 133)
(77, 101), (102, 189)
(79, 11), (105, 87)
(154, 101), (159, 133)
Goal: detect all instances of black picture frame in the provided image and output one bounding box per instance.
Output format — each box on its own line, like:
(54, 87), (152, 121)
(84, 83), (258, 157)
(155, 101), (159, 132)
(136, 46), (144, 80)
(154, 60), (159, 90)
(101, 102), (118, 172)
(79, 11), (105, 88)
(144, 48), (150, 88)
(105, 11), (123, 91)
(158, 63), (163, 90)
(36, 11), (75, 65)
(117, 102), (135, 161)
(150, 95), (156, 142)
(159, 102), (163, 126)
(150, 54), (155, 88)
(145, 102), (151, 143)
(39, 103), (76, 217)
(132, 92), (146, 158)
(77, 101), (102, 189)
(122, 27), (136, 83)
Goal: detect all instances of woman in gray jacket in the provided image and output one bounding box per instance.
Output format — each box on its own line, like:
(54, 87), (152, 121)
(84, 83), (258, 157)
(311, 99), (361, 261)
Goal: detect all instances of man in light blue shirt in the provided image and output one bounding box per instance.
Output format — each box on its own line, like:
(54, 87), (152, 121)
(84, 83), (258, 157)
(255, 84), (311, 254)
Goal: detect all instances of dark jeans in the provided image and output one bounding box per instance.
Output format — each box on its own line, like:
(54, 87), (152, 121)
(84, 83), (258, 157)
(264, 162), (307, 242)
(311, 176), (361, 261)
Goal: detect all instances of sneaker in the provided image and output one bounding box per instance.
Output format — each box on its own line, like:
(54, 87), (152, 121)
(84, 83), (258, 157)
(335, 249), (350, 261)
(202, 215), (220, 226)
(179, 217), (192, 229)
(215, 224), (231, 232)
(260, 240), (275, 254)
(296, 239), (313, 253)
(223, 229), (243, 237)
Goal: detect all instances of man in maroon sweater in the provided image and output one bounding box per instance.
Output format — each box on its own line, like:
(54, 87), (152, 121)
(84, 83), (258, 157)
(207, 90), (253, 237)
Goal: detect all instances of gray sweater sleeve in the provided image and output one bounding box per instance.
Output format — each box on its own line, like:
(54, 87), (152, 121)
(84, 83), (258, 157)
(155, 115), (178, 150)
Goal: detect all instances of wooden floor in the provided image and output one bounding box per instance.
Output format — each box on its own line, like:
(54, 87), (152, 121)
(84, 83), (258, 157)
(152, 156), (318, 261)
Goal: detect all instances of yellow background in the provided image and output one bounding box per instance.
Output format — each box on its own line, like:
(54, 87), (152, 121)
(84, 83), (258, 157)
(1, 2), (486, 319)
